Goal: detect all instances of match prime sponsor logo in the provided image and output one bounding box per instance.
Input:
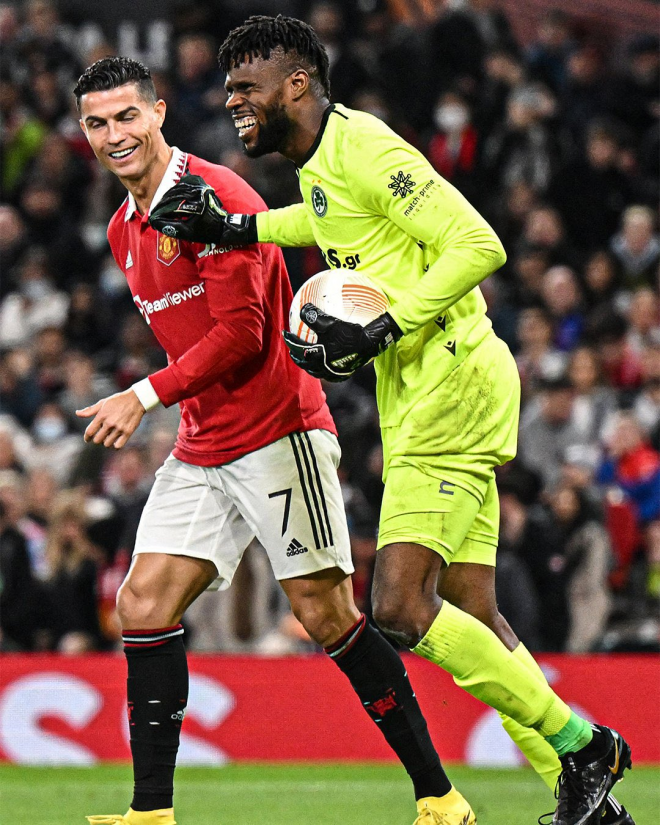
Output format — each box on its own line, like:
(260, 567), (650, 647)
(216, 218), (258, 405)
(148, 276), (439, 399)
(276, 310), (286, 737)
(403, 179), (436, 217)
(134, 282), (206, 325)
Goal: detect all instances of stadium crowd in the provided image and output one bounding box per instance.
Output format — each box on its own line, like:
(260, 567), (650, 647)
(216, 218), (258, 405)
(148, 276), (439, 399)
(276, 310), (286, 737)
(0, 0), (658, 656)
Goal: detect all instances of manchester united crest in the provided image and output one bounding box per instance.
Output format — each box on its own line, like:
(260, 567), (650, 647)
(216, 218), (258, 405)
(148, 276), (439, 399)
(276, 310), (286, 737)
(157, 233), (180, 266)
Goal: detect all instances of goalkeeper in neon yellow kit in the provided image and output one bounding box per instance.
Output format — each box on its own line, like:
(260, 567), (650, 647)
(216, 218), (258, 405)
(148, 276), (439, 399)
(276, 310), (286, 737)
(150, 15), (634, 825)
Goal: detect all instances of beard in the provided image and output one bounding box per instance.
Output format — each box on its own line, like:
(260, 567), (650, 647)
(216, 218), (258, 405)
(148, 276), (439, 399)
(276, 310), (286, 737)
(243, 100), (291, 158)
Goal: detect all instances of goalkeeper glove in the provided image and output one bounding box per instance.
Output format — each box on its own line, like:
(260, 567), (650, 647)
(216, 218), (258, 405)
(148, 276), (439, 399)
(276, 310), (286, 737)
(283, 303), (402, 382)
(148, 174), (258, 245)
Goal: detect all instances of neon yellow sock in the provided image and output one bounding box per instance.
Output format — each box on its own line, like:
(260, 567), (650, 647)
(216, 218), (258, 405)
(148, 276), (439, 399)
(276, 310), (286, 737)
(498, 644), (562, 790)
(414, 602), (585, 752)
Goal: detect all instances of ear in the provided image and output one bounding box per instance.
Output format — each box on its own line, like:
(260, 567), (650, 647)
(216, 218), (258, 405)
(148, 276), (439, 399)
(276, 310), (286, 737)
(289, 68), (310, 102)
(79, 118), (87, 137)
(154, 98), (166, 128)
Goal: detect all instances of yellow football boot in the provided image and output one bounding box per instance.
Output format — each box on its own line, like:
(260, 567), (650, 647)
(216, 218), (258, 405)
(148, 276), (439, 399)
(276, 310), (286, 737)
(86, 808), (176, 824)
(414, 787), (477, 824)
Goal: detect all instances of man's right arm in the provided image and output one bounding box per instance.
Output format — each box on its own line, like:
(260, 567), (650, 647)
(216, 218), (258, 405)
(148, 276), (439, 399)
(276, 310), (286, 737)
(149, 175), (316, 248)
(255, 202), (316, 247)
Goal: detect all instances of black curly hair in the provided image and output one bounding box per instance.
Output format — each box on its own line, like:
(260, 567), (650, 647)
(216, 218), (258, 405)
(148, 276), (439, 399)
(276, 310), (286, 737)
(217, 15), (330, 99)
(73, 56), (157, 110)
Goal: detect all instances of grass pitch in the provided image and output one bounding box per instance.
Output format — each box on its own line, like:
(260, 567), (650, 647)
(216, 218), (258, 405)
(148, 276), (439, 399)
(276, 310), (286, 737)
(0, 763), (657, 824)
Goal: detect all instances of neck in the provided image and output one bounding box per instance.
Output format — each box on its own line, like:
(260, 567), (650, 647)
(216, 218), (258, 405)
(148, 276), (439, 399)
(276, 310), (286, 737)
(280, 97), (330, 166)
(121, 137), (173, 215)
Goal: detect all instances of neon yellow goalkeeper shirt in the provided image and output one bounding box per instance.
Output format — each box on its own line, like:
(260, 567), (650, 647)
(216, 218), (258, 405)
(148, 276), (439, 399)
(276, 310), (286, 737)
(257, 104), (507, 431)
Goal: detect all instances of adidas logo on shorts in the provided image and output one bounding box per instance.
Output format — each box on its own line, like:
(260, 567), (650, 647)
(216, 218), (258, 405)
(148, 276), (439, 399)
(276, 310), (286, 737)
(286, 538), (309, 557)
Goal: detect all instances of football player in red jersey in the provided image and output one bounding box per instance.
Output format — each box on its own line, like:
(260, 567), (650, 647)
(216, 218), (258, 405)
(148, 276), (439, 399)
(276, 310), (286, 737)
(75, 57), (471, 825)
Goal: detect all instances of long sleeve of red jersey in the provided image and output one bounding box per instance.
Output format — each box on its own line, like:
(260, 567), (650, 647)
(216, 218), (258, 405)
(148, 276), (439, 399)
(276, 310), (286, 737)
(148, 242), (266, 407)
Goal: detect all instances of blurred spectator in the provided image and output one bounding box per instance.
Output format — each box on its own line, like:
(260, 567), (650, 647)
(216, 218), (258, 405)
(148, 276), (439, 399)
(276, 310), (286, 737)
(515, 306), (566, 394)
(33, 325), (68, 397)
(598, 413), (660, 525)
(12, 0), (80, 87)
(173, 33), (224, 125)
(634, 344), (660, 442)
(567, 346), (617, 446)
(0, 204), (29, 295)
(0, 71), (47, 200)
(426, 89), (479, 201)
(42, 490), (103, 652)
(26, 401), (82, 484)
(0, 347), (43, 427)
(581, 250), (621, 315)
(22, 131), (93, 220)
(561, 44), (608, 144)
(548, 119), (632, 253)
(0, 498), (43, 650)
(550, 485), (612, 652)
(482, 83), (562, 195)
(0, 250), (68, 348)
(518, 205), (578, 270)
(609, 205), (660, 291)
(58, 350), (117, 431)
(605, 34), (660, 142)
(309, 1), (369, 107)
(518, 376), (584, 489)
(586, 308), (643, 393)
(526, 9), (574, 95)
(17, 178), (97, 285)
(62, 282), (114, 353)
(498, 478), (565, 650)
(540, 265), (584, 351)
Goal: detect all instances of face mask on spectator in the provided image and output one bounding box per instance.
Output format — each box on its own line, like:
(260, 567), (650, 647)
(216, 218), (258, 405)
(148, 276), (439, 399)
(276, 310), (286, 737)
(34, 417), (67, 443)
(21, 278), (52, 302)
(434, 104), (469, 132)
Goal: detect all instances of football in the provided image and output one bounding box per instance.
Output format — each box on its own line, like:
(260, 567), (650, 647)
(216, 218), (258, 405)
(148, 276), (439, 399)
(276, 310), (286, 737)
(289, 269), (390, 344)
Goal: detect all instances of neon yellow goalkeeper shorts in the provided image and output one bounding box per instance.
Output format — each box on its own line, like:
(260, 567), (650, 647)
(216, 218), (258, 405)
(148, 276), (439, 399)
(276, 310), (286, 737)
(377, 334), (520, 567)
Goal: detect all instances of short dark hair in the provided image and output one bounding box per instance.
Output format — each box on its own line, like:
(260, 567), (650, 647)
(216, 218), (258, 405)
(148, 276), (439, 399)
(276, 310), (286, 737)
(73, 56), (157, 110)
(217, 14), (330, 99)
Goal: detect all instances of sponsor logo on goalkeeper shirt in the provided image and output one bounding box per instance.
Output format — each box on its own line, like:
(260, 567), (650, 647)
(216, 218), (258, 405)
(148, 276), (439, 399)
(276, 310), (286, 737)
(403, 179), (437, 218)
(133, 282), (206, 325)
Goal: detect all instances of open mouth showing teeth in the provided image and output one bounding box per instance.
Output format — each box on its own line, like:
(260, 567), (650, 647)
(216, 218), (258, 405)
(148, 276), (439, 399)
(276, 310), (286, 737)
(109, 146), (137, 159)
(234, 116), (257, 138)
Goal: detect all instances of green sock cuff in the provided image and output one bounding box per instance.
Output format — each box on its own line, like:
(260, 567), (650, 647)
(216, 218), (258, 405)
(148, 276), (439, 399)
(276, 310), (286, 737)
(545, 711), (593, 757)
(413, 601), (467, 665)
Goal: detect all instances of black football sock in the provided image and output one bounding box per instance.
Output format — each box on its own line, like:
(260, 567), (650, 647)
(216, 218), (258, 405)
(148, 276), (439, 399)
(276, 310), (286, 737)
(569, 725), (609, 766)
(123, 624), (188, 811)
(326, 614), (452, 800)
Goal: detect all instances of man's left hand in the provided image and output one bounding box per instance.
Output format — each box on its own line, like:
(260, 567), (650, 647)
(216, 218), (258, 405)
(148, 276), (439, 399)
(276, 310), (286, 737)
(76, 389), (146, 449)
(283, 303), (402, 382)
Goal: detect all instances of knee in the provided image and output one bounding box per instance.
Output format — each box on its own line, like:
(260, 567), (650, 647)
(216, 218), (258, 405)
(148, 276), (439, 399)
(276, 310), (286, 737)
(372, 591), (428, 648)
(116, 577), (173, 631)
(290, 599), (350, 648)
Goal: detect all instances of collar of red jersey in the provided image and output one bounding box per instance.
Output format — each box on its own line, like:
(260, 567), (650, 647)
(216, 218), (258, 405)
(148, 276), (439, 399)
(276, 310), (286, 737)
(124, 146), (188, 222)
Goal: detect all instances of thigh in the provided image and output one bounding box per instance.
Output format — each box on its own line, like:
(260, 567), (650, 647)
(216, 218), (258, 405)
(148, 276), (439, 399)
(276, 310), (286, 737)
(452, 475), (500, 567)
(135, 454), (255, 591)
(120, 552), (218, 627)
(221, 430), (354, 582)
(377, 461), (483, 565)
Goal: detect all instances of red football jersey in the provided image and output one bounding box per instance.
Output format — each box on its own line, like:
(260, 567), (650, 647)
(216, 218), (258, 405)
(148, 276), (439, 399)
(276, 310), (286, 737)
(107, 147), (335, 466)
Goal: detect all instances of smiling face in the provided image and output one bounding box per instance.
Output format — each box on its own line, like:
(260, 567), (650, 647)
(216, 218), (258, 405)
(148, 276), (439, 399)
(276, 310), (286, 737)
(225, 57), (297, 158)
(79, 83), (166, 182)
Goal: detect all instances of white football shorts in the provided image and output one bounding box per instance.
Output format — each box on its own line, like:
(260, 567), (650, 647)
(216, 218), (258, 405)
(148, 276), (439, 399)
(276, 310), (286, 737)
(134, 429), (354, 590)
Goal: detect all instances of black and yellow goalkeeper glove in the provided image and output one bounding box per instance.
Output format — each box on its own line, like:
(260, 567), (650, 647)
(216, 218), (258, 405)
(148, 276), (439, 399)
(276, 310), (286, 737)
(148, 174), (258, 245)
(283, 303), (402, 382)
